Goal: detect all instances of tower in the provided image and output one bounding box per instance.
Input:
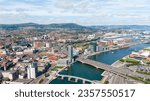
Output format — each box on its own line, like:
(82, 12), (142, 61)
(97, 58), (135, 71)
(89, 42), (97, 53)
(27, 62), (38, 79)
(68, 45), (73, 64)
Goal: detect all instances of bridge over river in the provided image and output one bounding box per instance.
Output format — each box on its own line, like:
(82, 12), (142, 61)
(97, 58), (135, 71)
(77, 58), (128, 78)
(77, 58), (150, 80)
(56, 74), (99, 84)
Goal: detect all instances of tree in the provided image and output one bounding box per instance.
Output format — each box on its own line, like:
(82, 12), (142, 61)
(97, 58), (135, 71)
(44, 73), (50, 77)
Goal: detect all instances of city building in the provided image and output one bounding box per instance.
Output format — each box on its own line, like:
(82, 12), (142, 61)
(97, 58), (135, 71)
(1, 70), (18, 80)
(45, 42), (50, 48)
(23, 48), (34, 54)
(87, 34), (95, 40)
(68, 45), (73, 63)
(27, 63), (38, 79)
(89, 42), (97, 53)
(96, 45), (109, 52)
(73, 48), (79, 56)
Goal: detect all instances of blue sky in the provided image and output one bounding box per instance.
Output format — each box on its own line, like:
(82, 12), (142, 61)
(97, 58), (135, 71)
(0, 0), (150, 25)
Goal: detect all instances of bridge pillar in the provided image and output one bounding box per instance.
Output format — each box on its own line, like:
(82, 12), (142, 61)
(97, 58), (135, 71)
(60, 76), (64, 80)
(82, 80), (86, 84)
(68, 77), (71, 81)
(75, 79), (78, 82)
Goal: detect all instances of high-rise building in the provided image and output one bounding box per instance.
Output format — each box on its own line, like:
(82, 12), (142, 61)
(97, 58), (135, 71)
(96, 45), (109, 52)
(89, 42), (97, 53)
(27, 62), (38, 79)
(68, 45), (73, 63)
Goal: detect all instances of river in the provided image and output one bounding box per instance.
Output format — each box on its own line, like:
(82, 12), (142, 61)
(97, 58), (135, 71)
(50, 43), (150, 84)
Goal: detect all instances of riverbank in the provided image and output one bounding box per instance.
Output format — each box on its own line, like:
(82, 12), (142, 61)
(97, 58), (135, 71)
(87, 40), (150, 58)
(88, 40), (150, 83)
(103, 46), (150, 84)
(98, 44), (150, 84)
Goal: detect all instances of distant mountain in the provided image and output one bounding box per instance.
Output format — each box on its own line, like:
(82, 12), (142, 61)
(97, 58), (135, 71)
(0, 23), (150, 31)
(47, 23), (87, 29)
(0, 23), (93, 30)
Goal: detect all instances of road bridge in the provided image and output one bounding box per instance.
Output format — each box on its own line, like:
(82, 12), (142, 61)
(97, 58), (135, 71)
(56, 74), (98, 84)
(77, 58), (128, 78)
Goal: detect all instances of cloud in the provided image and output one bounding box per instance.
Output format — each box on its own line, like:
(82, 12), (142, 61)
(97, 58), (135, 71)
(0, 0), (150, 25)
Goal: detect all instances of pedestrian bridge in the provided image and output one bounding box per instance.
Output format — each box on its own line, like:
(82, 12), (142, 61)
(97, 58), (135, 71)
(56, 74), (98, 84)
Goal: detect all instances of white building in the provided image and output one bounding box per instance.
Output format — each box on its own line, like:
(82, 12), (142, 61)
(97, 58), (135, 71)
(0, 49), (6, 55)
(131, 51), (139, 55)
(1, 70), (18, 80)
(27, 63), (38, 79)
(16, 52), (23, 55)
(45, 43), (50, 48)
(140, 51), (150, 57)
(87, 34), (95, 40)
(23, 48), (34, 54)
(73, 48), (79, 56)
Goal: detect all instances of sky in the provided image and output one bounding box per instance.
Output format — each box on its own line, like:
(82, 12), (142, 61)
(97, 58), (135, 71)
(0, 0), (150, 25)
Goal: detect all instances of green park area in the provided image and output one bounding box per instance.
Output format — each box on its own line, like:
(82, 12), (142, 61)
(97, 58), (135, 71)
(136, 70), (150, 75)
(119, 58), (140, 64)
(51, 66), (64, 71)
(144, 47), (150, 51)
(128, 76), (150, 84)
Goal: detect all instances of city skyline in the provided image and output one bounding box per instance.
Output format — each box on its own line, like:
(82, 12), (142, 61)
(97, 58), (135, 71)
(0, 0), (150, 25)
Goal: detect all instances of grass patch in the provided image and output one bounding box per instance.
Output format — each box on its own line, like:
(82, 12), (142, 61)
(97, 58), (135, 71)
(136, 70), (150, 75)
(104, 80), (109, 84)
(51, 66), (64, 71)
(120, 58), (140, 67)
(128, 76), (143, 81)
(144, 48), (150, 51)
(44, 73), (50, 77)
(128, 76), (150, 84)
(120, 58), (140, 64)
(145, 61), (150, 65)
(54, 66), (64, 69)
(119, 59), (125, 62)
(144, 79), (150, 84)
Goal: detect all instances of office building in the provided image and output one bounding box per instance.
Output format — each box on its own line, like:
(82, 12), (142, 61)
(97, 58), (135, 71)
(1, 70), (18, 80)
(89, 42), (97, 53)
(68, 45), (73, 63)
(27, 63), (38, 79)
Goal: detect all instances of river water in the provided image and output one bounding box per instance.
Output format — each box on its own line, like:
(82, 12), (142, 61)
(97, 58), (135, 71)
(50, 43), (150, 84)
